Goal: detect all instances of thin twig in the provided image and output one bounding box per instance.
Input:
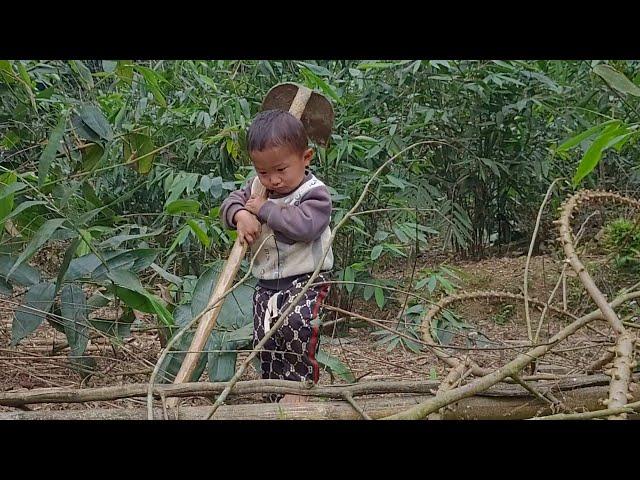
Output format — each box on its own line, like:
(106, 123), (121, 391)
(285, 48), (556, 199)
(531, 400), (640, 420)
(510, 373), (561, 407)
(524, 178), (563, 342)
(342, 391), (372, 420)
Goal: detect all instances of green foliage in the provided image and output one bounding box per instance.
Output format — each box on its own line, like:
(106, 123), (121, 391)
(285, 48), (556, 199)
(603, 218), (640, 269)
(156, 263), (255, 383)
(555, 63), (640, 187)
(491, 304), (515, 326)
(2, 59), (640, 377)
(315, 350), (356, 382)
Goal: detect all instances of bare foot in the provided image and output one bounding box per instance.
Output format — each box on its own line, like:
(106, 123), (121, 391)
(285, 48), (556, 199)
(280, 394), (308, 404)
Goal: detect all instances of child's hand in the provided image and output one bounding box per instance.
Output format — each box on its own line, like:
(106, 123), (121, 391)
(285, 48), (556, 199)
(245, 195), (267, 216)
(234, 210), (262, 246)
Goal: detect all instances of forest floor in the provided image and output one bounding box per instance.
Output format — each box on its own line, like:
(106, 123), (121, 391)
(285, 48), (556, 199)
(1, 242), (637, 414)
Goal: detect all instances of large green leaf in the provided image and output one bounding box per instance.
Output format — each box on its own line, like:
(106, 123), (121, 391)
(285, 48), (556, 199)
(98, 227), (164, 250)
(370, 244), (383, 260)
(593, 64), (640, 97)
(95, 249), (158, 280)
(0, 181), (26, 202)
(556, 120), (618, 153)
(89, 307), (135, 339)
(156, 302), (209, 383)
(7, 218), (66, 280)
(156, 329), (209, 384)
(55, 237), (81, 293)
(70, 113), (101, 143)
(69, 60), (94, 89)
(573, 124), (628, 186)
(15, 62), (35, 108)
(64, 249), (157, 282)
(134, 65), (167, 107)
(11, 282), (56, 345)
(208, 322), (253, 384)
(0, 172), (18, 232)
(81, 144), (105, 172)
(60, 284), (90, 357)
(299, 66), (342, 104)
(344, 266), (355, 293)
(208, 344), (238, 382)
(65, 250), (122, 282)
(0, 255), (41, 286)
(106, 269), (173, 327)
(190, 265), (254, 330)
(77, 104), (113, 142)
(316, 349), (356, 383)
(123, 131), (155, 174)
(38, 115), (67, 185)
(156, 267), (255, 383)
(0, 60), (15, 84)
(149, 263), (183, 286)
(165, 199), (200, 215)
(164, 173), (199, 206)
(374, 287), (385, 309)
(0, 200), (48, 226)
(116, 60), (134, 86)
(187, 220), (210, 247)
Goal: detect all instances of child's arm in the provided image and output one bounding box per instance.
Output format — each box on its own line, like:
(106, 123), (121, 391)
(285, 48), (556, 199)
(254, 187), (332, 243)
(220, 181), (263, 245)
(220, 181), (253, 229)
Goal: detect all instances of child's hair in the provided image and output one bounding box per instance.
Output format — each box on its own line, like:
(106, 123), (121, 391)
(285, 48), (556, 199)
(247, 109), (308, 154)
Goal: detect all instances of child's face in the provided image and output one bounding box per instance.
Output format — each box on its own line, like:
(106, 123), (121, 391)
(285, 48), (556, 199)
(250, 145), (313, 195)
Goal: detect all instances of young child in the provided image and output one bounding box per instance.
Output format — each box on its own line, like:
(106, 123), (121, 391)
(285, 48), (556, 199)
(220, 109), (333, 403)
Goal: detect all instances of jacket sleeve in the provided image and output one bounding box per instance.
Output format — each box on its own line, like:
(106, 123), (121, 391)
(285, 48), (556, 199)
(256, 186), (332, 243)
(219, 180), (253, 229)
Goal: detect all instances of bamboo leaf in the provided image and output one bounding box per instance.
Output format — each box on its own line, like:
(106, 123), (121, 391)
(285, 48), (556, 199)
(11, 282), (56, 345)
(7, 218), (66, 280)
(594, 64), (640, 97)
(38, 115), (67, 186)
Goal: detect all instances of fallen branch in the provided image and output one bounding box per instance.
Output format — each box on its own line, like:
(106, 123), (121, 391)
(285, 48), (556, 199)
(383, 291), (640, 419)
(428, 357), (472, 420)
(557, 189), (640, 415)
(342, 391), (372, 420)
(532, 400), (640, 420)
(534, 209), (599, 344)
(419, 290), (578, 374)
(1, 373), (634, 407)
(2, 382), (637, 420)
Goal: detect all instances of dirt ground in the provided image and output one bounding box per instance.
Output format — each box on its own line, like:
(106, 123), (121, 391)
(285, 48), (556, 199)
(1, 247), (635, 414)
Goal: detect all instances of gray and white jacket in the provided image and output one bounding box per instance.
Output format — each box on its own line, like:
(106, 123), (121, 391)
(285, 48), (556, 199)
(220, 172), (334, 289)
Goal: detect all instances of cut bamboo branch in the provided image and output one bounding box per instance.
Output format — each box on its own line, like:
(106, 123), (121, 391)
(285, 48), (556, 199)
(2, 374), (625, 407)
(428, 357), (472, 420)
(3, 382), (637, 420)
(557, 189), (640, 415)
(384, 291), (640, 420)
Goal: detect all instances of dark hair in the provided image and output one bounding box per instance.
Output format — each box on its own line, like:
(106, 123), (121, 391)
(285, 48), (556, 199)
(247, 109), (308, 154)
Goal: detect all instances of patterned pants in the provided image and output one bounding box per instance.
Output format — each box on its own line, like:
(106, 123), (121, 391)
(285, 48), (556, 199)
(253, 273), (330, 402)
